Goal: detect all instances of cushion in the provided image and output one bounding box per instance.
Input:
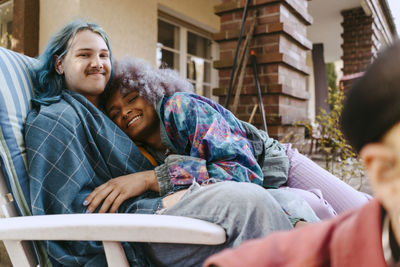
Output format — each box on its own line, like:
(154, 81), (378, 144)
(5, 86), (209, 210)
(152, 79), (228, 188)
(0, 47), (38, 216)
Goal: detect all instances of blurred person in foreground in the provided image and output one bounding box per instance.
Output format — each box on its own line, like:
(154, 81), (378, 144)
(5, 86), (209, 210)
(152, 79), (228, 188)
(204, 40), (400, 267)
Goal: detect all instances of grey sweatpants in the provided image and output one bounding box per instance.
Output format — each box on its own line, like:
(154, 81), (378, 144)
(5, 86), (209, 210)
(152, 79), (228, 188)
(145, 181), (296, 267)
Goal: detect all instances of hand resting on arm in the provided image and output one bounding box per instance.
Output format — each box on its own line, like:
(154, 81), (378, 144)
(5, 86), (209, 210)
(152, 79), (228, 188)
(84, 170), (160, 213)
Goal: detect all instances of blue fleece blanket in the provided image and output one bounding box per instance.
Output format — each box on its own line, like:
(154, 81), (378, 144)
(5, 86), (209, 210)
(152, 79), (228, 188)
(25, 91), (160, 266)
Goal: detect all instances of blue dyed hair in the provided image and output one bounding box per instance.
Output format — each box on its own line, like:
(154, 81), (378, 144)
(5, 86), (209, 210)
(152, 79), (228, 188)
(32, 19), (112, 105)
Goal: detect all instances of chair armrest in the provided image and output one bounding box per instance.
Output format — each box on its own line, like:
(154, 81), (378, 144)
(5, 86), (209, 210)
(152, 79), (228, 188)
(0, 213), (226, 245)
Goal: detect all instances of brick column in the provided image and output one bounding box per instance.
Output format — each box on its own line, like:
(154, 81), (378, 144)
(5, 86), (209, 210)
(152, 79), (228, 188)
(341, 8), (374, 91)
(213, 0), (312, 139)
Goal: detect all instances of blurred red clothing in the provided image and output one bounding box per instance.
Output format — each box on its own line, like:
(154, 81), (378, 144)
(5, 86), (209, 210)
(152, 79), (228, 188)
(204, 199), (387, 267)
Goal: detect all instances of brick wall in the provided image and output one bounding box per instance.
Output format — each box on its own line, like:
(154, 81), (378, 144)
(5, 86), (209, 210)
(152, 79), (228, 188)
(341, 8), (374, 75)
(340, 0), (397, 91)
(213, 0), (311, 139)
(341, 7), (374, 90)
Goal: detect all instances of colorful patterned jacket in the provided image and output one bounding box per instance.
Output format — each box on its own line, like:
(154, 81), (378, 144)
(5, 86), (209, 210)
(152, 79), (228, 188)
(150, 92), (289, 195)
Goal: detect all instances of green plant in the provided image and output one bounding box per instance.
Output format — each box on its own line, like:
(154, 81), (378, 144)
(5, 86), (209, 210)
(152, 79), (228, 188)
(326, 63), (338, 91)
(326, 63), (338, 110)
(281, 87), (366, 188)
(306, 87), (365, 187)
(309, 88), (353, 166)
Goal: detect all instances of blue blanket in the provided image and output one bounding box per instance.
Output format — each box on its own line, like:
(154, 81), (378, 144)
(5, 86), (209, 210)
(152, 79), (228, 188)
(25, 91), (160, 266)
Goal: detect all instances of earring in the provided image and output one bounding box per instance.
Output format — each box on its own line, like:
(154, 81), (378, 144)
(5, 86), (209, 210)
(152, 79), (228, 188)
(56, 68), (63, 75)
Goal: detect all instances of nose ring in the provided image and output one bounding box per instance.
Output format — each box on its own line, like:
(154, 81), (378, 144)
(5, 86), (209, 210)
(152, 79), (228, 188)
(123, 110), (131, 119)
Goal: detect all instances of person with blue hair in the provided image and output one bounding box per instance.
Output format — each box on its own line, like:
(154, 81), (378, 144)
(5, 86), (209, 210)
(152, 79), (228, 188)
(25, 19), (307, 267)
(33, 20), (113, 106)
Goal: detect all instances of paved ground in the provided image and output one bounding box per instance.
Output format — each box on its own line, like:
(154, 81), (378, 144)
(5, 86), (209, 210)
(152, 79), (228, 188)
(348, 175), (372, 195)
(311, 155), (372, 195)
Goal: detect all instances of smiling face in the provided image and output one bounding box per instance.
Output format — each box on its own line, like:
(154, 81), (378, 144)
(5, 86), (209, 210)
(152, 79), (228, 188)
(56, 30), (111, 106)
(106, 89), (160, 145)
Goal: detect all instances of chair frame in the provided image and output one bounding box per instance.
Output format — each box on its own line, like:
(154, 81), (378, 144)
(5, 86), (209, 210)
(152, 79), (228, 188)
(0, 162), (226, 267)
(0, 45), (226, 266)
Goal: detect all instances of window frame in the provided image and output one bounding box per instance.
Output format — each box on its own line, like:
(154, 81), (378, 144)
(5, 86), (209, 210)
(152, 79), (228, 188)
(157, 11), (218, 98)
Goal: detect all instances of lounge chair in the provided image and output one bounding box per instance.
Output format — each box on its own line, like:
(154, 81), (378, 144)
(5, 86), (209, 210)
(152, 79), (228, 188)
(0, 47), (225, 267)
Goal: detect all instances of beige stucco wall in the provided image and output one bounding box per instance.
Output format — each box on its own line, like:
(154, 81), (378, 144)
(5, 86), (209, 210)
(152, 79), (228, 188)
(157, 0), (220, 32)
(39, 0), (220, 65)
(39, 0), (157, 62)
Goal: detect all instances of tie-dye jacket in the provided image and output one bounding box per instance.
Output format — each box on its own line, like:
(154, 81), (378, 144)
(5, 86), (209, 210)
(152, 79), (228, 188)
(151, 92), (289, 196)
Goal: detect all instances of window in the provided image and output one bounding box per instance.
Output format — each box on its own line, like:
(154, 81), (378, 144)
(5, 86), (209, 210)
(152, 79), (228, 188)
(0, 0), (13, 49)
(157, 16), (217, 98)
(157, 19), (180, 71)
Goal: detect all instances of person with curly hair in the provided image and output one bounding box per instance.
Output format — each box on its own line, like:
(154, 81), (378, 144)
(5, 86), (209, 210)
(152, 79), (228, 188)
(84, 57), (370, 222)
